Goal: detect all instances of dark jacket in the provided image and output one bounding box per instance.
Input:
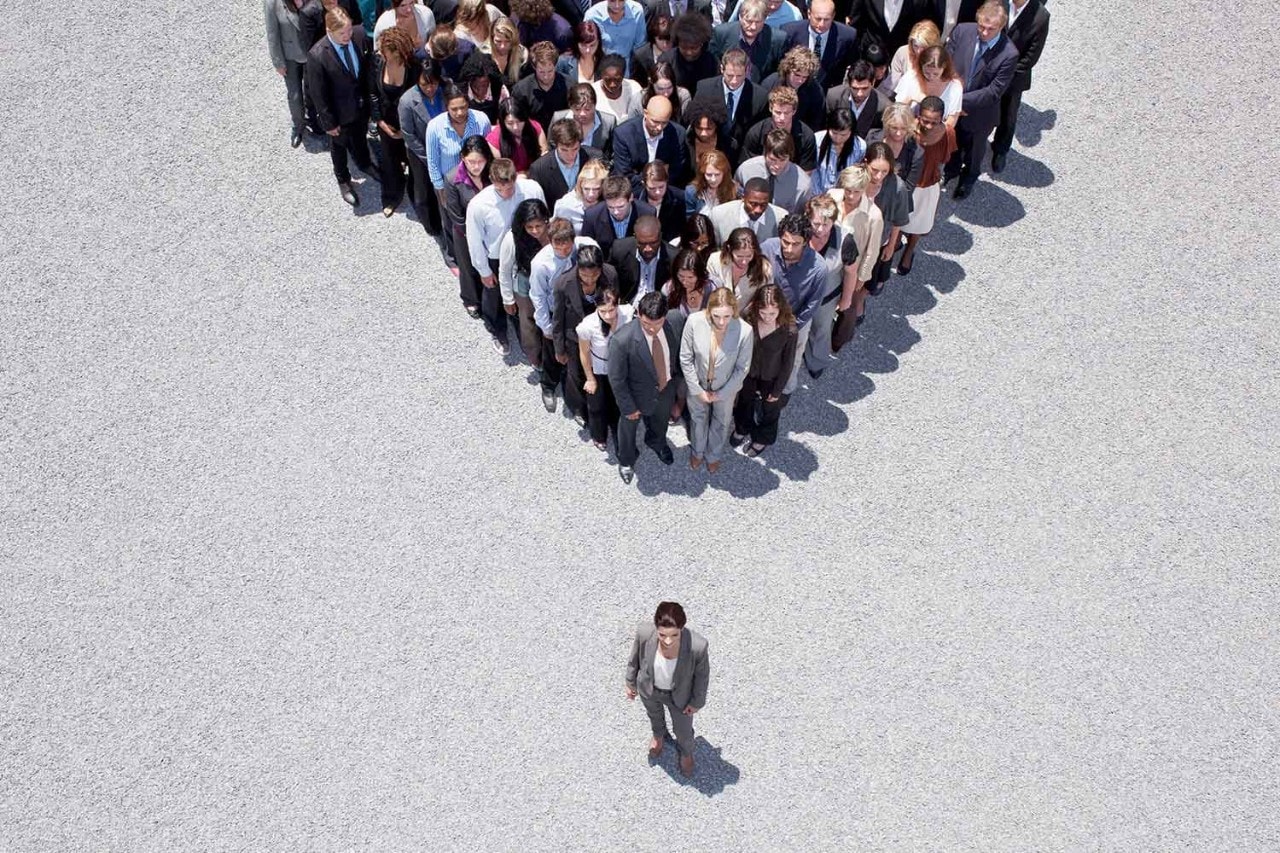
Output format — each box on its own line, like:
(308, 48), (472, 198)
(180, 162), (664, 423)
(947, 24), (1019, 128)
(552, 265), (622, 359)
(780, 20), (859, 88)
(742, 117), (818, 171)
(1005, 0), (1050, 92)
(851, 0), (939, 55)
(824, 85), (891, 139)
(709, 21), (788, 82)
(609, 239), (677, 304)
(608, 313), (688, 417)
(694, 76), (755, 168)
(305, 28), (372, 130)
(528, 149), (598, 211)
(611, 119), (691, 192)
(581, 200), (658, 257)
(753, 72), (825, 130)
(299, 0), (363, 49)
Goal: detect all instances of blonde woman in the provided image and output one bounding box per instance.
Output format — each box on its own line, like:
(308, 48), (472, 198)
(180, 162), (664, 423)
(887, 20), (941, 95)
(679, 287), (754, 473)
(552, 159), (608, 232)
(453, 0), (501, 45)
(481, 16), (527, 87)
(799, 193), (844, 379)
(830, 165), (884, 350)
(867, 103), (923, 191)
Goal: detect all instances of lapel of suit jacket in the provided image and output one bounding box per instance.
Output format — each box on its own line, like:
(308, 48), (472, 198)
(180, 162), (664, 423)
(634, 320), (658, 382)
(670, 628), (690, 695)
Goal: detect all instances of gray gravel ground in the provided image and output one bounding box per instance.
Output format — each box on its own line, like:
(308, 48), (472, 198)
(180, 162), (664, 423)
(3, 1), (1278, 849)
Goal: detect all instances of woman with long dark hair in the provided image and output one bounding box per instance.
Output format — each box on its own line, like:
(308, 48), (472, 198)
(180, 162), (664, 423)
(557, 20), (604, 83)
(642, 61), (690, 124)
(679, 214), (716, 259)
(811, 106), (866, 197)
(443, 135), (495, 319)
(498, 198), (552, 365)
(662, 247), (712, 318)
(485, 97), (548, 173)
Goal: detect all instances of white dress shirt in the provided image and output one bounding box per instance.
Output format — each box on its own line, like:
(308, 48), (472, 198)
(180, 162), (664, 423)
(653, 647), (677, 690)
(576, 304), (635, 373)
(641, 325), (671, 380)
(465, 178), (546, 272)
(883, 0), (904, 30)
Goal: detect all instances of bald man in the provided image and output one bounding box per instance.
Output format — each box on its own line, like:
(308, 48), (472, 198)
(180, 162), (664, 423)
(781, 0), (859, 88)
(610, 94), (690, 193)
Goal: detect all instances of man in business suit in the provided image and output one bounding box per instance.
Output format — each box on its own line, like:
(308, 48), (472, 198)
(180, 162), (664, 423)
(610, 95), (691, 191)
(709, 177), (788, 242)
(299, 0), (362, 49)
(709, 0), (787, 82)
(529, 119), (591, 210)
(944, 0), (1018, 198)
(850, 0), (938, 55)
(990, 0), (1049, 172)
(581, 176), (658, 256)
(625, 601), (710, 777)
(609, 292), (687, 483)
(609, 216), (676, 305)
(693, 49), (755, 168)
(306, 9), (375, 206)
(825, 59), (889, 139)
(550, 84), (617, 163)
(781, 0), (857, 87)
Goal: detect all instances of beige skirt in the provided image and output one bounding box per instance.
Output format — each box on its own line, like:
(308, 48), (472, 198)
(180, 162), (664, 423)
(904, 183), (941, 235)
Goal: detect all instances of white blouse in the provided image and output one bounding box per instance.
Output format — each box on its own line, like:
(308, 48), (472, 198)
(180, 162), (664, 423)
(894, 70), (963, 118)
(575, 304), (634, 374)
(593, 79), (644, 124)
(373, 6), (437, 49)
(652, 647), (678, 691)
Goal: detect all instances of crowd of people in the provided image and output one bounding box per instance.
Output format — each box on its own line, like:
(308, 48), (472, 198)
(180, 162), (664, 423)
(266, 0), (1050, 484)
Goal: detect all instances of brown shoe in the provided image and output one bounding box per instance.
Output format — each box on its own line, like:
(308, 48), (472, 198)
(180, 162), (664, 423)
(648, 737), (665, 758)
(689, 454), (703, 470)
(679, 754), (694, 776)
(707, 460), (721, 474)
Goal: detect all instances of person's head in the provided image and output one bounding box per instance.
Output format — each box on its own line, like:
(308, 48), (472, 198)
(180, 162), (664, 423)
(512, 199), (551, 269)
(693, 149), (735, 202)
(642, 96), (673, 138)
(683, 98), (727, 149)
(669, 247), (708, 308)
(594, 283), (621, 324)
(574, 160), (608, 206)
(836, 163), (870, 205)
(821, 105), (856, 161)
(848, 60), (875, 104)
(490, 157), (517, 197)
(418, 58), (445, 99)
(723, 226), (762, 269)
(880, 103), (916, 144)
(605, 0), (627, 21)
(568, 83), (598, 125)
(428, 27), (459, 61)
(572, 20), (601, 60)
(379, 26), (416, 66)
(602, 175), (634, 221)
(458, 134), (494, 183)
(646, 63), (681, 108)
(907, 19), (941, 55)
(767, 86), (799, 130)
(393, 0), (417, 18)
(324, 7), (352, 42)
(778, 46), (820, 91)
(976, 0), (1008, 41)
(703, 287), (739, 333)
(489, 16), (518, 56)
(743, 282), (796, 329)
(864, 140), (894, 187)
(636, 291), (671, 337)
(742, 177), (771, 220)
(458, 50), (501, 99)
(633, 216), (663, 262)
(680, 213), (715, 255)
(861, 39), (888, 80)
(457, 0), (491, 31)
(763, 129), (794, 176)
(738, 0), (767, 41)
(672, 12), (712, 61)
(915, 44), (956, 84)
(916, 96), (945, 137)
(777, 213), (811, 263)
(529, 40), (559, 85)
(598, 54), (627, 99)
(510, 0), (552, 26)
(720, 49), (748, 90)
(642, 160), (669, 204)
(805, 193), (838, 246)
(647, 13), (674, 53)
(496, 97), (539, 159)
(548, 217), (576, 257)
(575, 244), (604, 291)
(807, 0), (835, 34)
(442, 83), (470, 123)
(549, 118), (583, 165)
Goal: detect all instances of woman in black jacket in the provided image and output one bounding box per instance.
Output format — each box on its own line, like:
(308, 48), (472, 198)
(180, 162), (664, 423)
(369, 27), (421, 217)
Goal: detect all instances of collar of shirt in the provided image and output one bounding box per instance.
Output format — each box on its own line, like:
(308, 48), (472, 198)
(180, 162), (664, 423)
(328, 34), (354, 63)
(556, 155), (580, 186)
(611, 216), (629, 238)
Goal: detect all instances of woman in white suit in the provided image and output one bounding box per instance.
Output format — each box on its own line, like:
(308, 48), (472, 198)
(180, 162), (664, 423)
(679, 287), (753, 473)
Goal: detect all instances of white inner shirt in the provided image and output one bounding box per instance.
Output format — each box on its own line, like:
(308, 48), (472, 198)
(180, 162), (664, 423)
(653, 647), (678, 690)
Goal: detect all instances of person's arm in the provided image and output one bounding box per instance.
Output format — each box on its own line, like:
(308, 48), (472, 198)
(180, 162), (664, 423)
(552, 287), (569, 358)
(687, 640), (710, 712)
(306, 57), (336, 131)
(608, 329), (640, 417)
(425, 123), (445, 188)
(578, 336), (597, 394)
(465, 200), (492, 274)
(531, 265), (555, 335)
(679, 318), (705, 398)
(767, 328), (797, 399)
(1017, 13), (1050, 76)
(624, 624), (644, 698)
(265, 0), (285, 70)
(963, 46), (1018, 112)
(498, 232), (517, 305)
(723, 322), (753, 394)
(861, 214), (883, 280)
(401, 98), (428, 161)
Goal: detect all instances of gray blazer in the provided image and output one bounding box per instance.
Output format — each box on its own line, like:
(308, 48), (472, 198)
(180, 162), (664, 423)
(549, 108), (618, 154)
(680, 312), (754, 396)
(626, 623), (710, 710)
(709, 200), (790, 245)
(264, 0), (309, 66)
(734, 156), (812, 215)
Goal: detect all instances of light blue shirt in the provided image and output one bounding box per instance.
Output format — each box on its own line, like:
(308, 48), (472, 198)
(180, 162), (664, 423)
(733, 0), (801, 27)
(327, 34), (359, 75)
(425, 111), (492, 189)
(555, 154), (581, 191)
(530, 238), (595, 334)
(611, 213), (629, 239)
(584, 0), (647, 75)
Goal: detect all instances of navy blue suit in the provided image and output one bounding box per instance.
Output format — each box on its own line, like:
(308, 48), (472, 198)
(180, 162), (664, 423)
(580, 200), (658, 257)
(945, 23), (1018, 185)
(781, 20), (858, 88)
(610, 120), (691, 193)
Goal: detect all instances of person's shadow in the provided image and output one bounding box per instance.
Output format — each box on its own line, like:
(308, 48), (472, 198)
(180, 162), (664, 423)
(1015, 103), (1057, 148)
(651, 736), (740, 796)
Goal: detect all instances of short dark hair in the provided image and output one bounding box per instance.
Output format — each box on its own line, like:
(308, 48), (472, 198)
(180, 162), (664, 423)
(682, 96), (728, 133)
(602, 175), (633, 201)
(636, 291), (670, 320)
(743, 176), (770, 196)
(654, 601), (687, 629)
(576, 244), (604, 268)
(918, 95), (945, 116)
(861, 40), (888, 68)
(763, 128), (794, 159)
(778, 213), (811, 241)
(549, 118), (583, 146)
(441, 82), (468, 105)
(568, 82), (597, 109)
(599, 53), (627, 76)
(849, 59), (874, 83)
(595, 283), (620, 306)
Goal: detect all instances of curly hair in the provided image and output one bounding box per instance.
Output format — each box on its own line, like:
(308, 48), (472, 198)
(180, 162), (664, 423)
(671, 11), (712, 47)
(510, 0), (553, 26)
(777, 46), (820, 80)
(377, 25), (416, 66)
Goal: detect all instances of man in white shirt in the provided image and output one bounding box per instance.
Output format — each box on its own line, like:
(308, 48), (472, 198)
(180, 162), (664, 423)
(465, 157), (546, 355)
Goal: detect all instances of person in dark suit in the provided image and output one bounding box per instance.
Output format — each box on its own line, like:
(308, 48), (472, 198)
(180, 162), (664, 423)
(511, 41), (572, 129)
(645, 0), (714, 24)
(708, 0), (787, 82)
(528, 119), (592, 210)
(824, 58), (889, 139)
(990, 0), (1048, 172)
(639, 161), (687, 243)
(610, 215), (676, 304)
(608, 291), (687, 483)
(693, 49), (755, 168)
(741, 85), (818, 170)
(581, 176), (659, 256)
(299, 0), (362, 49)
(610, 95), (691, 191)
(631, 12), (674, 86)
(753, 45), (825, 129)
(306, 8), (375, 206)
(551, 244), (620, 425)
(657, 13), (720, 90)
(550, 84), (617, 163)
(943, 0), (1018, 197)
(850, 0), (938, 56)
(781, 0), (858, 87)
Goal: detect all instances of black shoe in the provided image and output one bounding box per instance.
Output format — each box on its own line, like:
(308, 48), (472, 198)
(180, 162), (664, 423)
(953, 182), (974, 200)
(866, 281), (884, 296)
(339, 182), (358, 206)
(618, 464), (634, 484)
(897, 255), (913, 275)
(290, 128), (303, 148)
(651, 443), (674, 465)
(464, 304), (482, 319)
(807, 366), (825, 380)
(729, 431), (747, 448)
(991, 152), (1007, 173)
(541, 387), (557, 413)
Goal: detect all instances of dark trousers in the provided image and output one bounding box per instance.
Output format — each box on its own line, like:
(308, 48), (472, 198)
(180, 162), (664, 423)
(642, 688), (695, 757)
(406, 153), (454, 262)
(482, 259), (510, 342)
(585, 372), (619, 445)
(832, 306), (858, 352)
(946, 118), (996, 186)
(282, 59), (307, 132)
(616, 384), (677, 467)
(991, 86), (1026, 156)
(328, 119), (372, 183)
(563, 351), (587, 419)
(454, 224), (482, 309)
(378, 130), (408, 208)
(540, 335), (564, 391)
(732, 378), (790, 447)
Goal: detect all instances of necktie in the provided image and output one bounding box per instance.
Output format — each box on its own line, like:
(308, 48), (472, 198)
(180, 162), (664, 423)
(968, 40), (988, 86)
(652, 332), (668, 390)
(342, 42), (357, 76)
(814, 33), (823, 57)
(726, 89), (735, 117)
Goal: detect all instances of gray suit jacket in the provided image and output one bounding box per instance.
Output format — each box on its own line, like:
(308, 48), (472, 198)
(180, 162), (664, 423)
(709, 200), (790, 245)
(625, 623), (710, 710)
(734, 156), (812, 215)
(679, 312), (754, 396)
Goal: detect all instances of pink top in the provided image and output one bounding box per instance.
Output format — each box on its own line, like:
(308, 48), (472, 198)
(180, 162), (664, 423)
(485, 120), (544, 172)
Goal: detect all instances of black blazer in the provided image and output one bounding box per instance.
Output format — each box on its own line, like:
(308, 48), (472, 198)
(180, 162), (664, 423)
(611, 120), (691, 192)
(306, 28), (372, 130)
(608, 313), (687, 416)
(552, 265), (621, 359)
(644, 0), (714, 24)
(780, 20), (858, 88)
(694, 77), (755, 167)
(1006, 0), (1050, 92)
(581, 200), (658, 257)
(851, 0), (938, 55)
(753, 72), (825, 130)
(824, 84), (890, 139)
(631, 42), (663, 88)
(947, 24), (1019, 128)
(529, 149), (597, 211)
(657, 46), (720, 92)
(742, 117), (818, 171)
(609, 239), (677, 304)
(709, 22), (788, 83)
(299, 0), (362, 49)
